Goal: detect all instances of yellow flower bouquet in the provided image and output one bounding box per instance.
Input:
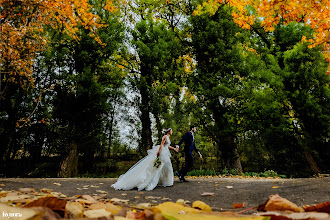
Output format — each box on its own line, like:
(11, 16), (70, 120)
(154, 157), (162, 168)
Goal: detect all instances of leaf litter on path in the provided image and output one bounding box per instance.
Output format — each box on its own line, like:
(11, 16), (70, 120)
(0, 187), (329, 220)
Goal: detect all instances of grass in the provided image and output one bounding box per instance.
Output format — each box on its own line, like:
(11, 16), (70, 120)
(185, 168), (287, 178)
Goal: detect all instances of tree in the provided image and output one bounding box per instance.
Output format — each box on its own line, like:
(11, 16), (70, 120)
(194, 0), (329, 175)
(188, 1), (247, 172)
(0, 0), (115, 172)
(125, 0), (187, 155)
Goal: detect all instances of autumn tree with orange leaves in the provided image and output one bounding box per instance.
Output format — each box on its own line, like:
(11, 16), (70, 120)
(0, 0), (124, 176)
(192, 0), (329, 174)
(0, 0), (111, 99)
(194, 0), (329, 48)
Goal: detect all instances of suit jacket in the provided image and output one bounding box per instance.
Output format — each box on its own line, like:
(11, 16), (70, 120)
(177, 132), (199, 154)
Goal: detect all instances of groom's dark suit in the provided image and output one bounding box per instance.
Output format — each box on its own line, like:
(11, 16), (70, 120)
(177, 132), (200, 178)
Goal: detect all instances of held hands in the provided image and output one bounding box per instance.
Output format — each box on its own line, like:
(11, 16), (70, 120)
(175, 145), (179, 152)
(199, 152), (203, 159)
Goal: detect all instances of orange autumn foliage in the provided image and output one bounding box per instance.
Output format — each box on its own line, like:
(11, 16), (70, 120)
(194, 0), (329, 49)
(0, 0), (117, 95)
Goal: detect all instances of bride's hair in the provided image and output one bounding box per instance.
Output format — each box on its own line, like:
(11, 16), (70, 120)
(164, 128), (172, 134)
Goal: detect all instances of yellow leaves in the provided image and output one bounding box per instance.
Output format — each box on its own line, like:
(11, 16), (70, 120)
(157, 201), (265, 220)
(104, 1), (118, 12)
(157, 201), (202, 215)
(176, 54), (196, 76)
(192, 200), (212, 212)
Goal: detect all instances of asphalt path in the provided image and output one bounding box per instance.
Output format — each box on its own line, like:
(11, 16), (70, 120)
(0, 177), (329, 212)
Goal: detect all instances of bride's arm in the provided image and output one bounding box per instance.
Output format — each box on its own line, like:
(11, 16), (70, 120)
(157, 136), (167, 157)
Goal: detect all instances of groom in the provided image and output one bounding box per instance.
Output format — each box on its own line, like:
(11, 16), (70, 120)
(175, 125), (202, 182)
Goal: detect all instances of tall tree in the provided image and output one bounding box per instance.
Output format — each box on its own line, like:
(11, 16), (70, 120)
(0, 0), (114, 172)
(188, 2), (246, 172)
(126, 0), (187, 155)
(194, 0), (329, 175)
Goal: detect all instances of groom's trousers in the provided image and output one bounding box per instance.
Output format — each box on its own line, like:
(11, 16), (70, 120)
(180, 152), (194, 177)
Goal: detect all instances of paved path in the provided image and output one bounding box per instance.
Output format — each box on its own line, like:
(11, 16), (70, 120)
(0, 177), (329, 212)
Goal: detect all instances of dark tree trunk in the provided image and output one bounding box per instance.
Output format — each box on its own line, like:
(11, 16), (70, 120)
(57, 139), (78, 177)
(222, 134), (243, 173)
(58, 123), (78, 177)
(211, 102), (243, 173)
(138, 75), (153, 155)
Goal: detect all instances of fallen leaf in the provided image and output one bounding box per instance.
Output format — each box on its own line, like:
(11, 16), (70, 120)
(201, 192), (214, 196)
(31, 206), (62, 219)
(0, 195), (30, 203)
(258, 194), (304, 212)
(145, 196), (161, 200)
(256, 211), (329, 219)
(157, 201), (202, 215)
(23, 196), (67, 217)
(76, 199), (95, 204)
(176, 199), (185, 204)
(82, 195), (98, 203)
(0, 184), (5, 186)
(89, 202), (108, 210)
(121, 193), (127, 196)
(126, 211), (146, 219)
(84, 209), (111, 218)
(0, 203), (38, 220)
(111, 198), (129, 204)
(226, 186), (233, 189)
(19, 188), (35, 193)
(105, 203), (122, 214)
(40, 188), (53, 194)
(90, 185), (100, 188)
(272, 186), (279, 189)
(135, 196), (140, 199)
(65, 201), (84, 218)
(233, 202), (245, 209)
(96, 190), (107, 194)
(134, 203), (151, 209)
(303, 201), (330, 213)
(114, 216), (131, 220)
(53, 183), (61, 186)
(192, 200), (212, 212)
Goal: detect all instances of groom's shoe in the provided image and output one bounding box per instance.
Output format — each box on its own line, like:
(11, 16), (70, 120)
(176, 171), (184, 182)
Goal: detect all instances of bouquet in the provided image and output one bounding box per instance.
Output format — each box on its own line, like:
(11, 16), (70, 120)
(153, 157), (162, 168)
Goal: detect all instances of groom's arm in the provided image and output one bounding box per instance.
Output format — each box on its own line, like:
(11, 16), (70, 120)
(176, 133), (188, 148)
(193, 143), (203, 158)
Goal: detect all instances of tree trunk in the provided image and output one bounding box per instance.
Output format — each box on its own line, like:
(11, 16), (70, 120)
(139, 75), (153, 155)
(303, 147), (321, 174)
(211, 103), (243, 173)
(222, 134), (243, 173)
(57, 139), (78, 177)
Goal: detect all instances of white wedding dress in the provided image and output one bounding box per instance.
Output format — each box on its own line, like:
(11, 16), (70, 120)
(111, 136), (174, 191)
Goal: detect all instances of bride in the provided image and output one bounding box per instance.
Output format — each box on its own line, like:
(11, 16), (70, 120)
(111, 128), (178, 191)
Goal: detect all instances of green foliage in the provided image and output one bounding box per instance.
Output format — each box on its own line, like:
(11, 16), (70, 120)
(1, 0), (329, 178)
(187, 169), (219, 176)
